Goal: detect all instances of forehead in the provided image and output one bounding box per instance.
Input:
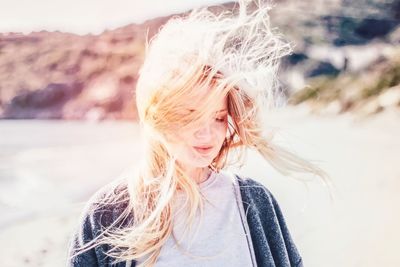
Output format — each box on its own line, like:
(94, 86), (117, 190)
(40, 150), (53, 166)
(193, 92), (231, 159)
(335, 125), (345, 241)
(185, 86), (228, 111)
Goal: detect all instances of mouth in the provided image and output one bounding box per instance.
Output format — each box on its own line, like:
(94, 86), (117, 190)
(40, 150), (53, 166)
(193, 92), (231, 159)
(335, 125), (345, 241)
(193, 146), (213, 154)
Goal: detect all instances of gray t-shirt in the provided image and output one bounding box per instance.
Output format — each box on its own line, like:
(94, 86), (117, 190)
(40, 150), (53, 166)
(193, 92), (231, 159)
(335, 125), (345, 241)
(135, 170), (256, 267)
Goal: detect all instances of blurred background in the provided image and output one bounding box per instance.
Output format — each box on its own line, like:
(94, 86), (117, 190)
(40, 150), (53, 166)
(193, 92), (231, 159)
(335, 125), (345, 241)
(0, 0), (399, 266)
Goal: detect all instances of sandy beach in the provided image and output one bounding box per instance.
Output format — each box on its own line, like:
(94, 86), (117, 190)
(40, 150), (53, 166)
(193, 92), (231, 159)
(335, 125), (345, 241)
(0, 106), (399, 267)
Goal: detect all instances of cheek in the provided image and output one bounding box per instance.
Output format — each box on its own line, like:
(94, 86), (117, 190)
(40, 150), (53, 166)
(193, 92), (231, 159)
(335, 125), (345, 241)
(168, 133), (197, 160)
(166, 142), (192, 164)
(215, 122), (228, 143)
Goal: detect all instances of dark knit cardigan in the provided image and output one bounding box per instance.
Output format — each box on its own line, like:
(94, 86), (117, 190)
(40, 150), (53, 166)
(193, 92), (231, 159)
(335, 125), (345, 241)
(67, 175), (304, 267)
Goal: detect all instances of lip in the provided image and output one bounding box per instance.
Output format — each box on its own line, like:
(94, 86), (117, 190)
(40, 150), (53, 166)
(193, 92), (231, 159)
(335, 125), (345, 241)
(193, 146), (213, 154)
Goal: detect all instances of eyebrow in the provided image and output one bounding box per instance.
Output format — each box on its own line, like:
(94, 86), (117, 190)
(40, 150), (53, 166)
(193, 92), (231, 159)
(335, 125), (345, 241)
(188, 108), (228, 112)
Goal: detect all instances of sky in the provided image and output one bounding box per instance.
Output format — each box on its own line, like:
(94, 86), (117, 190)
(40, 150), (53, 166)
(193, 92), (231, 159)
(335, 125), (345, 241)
(0, 0), (232, 35)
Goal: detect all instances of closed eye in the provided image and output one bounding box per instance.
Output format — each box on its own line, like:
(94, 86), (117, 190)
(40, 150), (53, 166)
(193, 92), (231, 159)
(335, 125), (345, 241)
(215, 116), (226, 122)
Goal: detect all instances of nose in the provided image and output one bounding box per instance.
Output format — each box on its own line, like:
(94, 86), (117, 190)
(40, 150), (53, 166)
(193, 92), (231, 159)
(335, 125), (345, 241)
(194, 123), (212, 139)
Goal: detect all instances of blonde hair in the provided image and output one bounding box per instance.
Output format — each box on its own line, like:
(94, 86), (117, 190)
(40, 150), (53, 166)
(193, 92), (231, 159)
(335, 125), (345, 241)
(71, 0), (334, 266)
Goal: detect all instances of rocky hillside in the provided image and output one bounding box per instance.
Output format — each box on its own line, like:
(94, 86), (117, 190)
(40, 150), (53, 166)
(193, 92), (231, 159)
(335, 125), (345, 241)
(0, 17), (166, 120)
(275, 0), (400, 116)
(0, 0), (399, 120)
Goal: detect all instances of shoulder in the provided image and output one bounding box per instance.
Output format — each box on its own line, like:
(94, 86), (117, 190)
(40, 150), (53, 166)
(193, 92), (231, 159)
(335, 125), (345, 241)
(234, 174), (288, 231)
(234, 174), (277, 207)
(78, 178), (132, 233)
(84, 178), (130, 213)
(234, 174), (289, 225)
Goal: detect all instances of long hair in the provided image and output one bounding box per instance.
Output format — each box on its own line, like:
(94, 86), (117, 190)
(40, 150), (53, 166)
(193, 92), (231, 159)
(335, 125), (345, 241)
(70, 1), (334, 266)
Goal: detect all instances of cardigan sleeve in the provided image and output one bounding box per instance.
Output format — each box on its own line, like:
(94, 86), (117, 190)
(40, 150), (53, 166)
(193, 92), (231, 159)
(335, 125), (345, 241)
(269, 188), (304, 267)
(67, 203), (100, 267)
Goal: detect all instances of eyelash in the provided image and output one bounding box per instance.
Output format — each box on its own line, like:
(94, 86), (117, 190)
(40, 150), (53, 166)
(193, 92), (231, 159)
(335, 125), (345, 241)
(216, 117), (226, 122)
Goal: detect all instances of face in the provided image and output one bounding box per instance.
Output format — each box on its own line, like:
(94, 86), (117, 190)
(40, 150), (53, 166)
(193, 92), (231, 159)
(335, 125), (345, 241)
(165, 88), (229, 171)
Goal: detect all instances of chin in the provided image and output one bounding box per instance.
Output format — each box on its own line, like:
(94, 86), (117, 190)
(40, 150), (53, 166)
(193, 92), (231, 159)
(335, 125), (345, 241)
(184, 155), (214, 169)
(178, 148), (218, 168)
(188, 159), (213, 168)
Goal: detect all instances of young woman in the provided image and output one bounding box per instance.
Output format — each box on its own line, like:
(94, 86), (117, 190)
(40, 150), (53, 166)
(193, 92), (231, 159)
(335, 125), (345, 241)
(67, 1), (332, 266)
